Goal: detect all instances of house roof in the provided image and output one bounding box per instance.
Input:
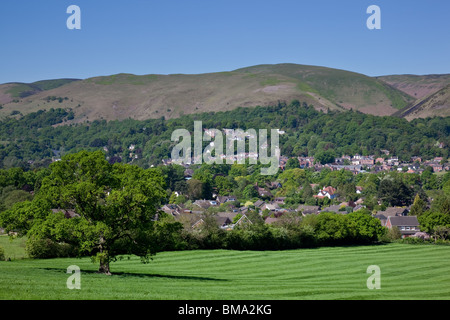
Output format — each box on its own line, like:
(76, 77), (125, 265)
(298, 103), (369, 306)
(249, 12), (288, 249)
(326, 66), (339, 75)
(217, 212), (239, 220)
(234, 214), (252, 225)
(258, 189), (273, 197)
(388, 216), (420, 227)
(323, 186), (336, 195)
(374, 214), (387, 226)
(215, 216), (232, 227)
(254, 200), (264, 207)
(264, 217), (279, 224)
(321, 205), (342, 213)
(378, 207), (409, 217)
(353, 204), (366, 211)
(296, 205), (320, 214)
(263, 202), (280, 211)
(193, 200), (212, 209)
(217, 195), (237, 203)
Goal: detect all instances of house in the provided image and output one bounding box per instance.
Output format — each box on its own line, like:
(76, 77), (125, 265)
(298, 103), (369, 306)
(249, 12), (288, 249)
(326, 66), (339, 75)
(298, 157), (315, 168)
(160, 204), (182, 216)
(374, 207), (409, 226)
(264, 217), (279, 225)
(239, 206), (249, 214)
(351, 155), (375, 166)
(377, 207), (408, 218)
(385, 216), (421, 238)
(352, 204), (366, 212)
(174, 212), (202, 228)
(274, 197), (286, 204)
(191, 215), (233, 230)
(296, 205), (320, 215)
(217, 195), (237, 204)
(430, 163), (443, 172)
(233, 214), (253, 228)
(253, 200), (265, 209)
(193, 200), (217, 210)
(215, 216), (233, 229)
(260, 202), (280, 212)
(320, 205), (342, 214)
(257, 187), (273, 198)
(184, 168), (194, 179)
(267, 181), (283, 189)
(314, 186), (338, 199)
(386, 157), (400, 166)
(217, 211), (239, 222)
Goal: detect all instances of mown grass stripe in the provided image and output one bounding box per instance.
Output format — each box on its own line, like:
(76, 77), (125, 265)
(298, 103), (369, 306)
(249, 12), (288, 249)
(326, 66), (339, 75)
(1, 243), (450, 300)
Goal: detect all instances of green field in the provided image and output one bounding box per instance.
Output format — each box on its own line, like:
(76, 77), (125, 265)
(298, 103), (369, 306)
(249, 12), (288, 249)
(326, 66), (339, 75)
(1, 240), (450, 300)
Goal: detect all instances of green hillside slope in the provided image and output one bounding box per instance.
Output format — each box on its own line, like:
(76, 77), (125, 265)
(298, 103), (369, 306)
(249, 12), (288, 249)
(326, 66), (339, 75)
(0, 64), (441, 122)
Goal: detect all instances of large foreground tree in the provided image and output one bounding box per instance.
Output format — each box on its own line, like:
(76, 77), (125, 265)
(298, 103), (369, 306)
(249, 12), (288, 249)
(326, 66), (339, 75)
(1, 151), (170, 274)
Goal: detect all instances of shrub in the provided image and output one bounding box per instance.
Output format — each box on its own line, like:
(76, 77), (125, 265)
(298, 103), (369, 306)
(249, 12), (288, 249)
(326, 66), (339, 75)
(383, 226), (402, 241)
(399, 237), (428, 245)
(0, 246), (5, 261)
(25, 237), (75, 259)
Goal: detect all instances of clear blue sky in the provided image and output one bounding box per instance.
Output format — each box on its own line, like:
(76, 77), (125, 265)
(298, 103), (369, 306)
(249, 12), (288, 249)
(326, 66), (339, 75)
(1, 0), (449, 83)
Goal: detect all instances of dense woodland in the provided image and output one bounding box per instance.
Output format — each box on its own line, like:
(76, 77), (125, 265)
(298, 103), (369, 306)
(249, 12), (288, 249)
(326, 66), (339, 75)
(0, 101), (449, 169)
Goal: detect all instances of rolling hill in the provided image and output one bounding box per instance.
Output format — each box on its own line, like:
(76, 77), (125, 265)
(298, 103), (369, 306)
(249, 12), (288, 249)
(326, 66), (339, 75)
(0, 63), (448, 122)
(393, 84), (450, 120)
(377, 74), (450, 100)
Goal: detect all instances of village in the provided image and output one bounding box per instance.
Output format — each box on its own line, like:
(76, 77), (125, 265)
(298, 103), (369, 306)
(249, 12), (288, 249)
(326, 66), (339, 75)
(158, 152), (448, 240)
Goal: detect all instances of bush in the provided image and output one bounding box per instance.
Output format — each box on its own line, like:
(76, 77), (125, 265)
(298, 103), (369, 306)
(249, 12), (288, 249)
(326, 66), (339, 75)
(399, 237), (428, 245)
(382, 226), (402, 242)
(0, 246), (5, 261)
(25, 237), (75, 259)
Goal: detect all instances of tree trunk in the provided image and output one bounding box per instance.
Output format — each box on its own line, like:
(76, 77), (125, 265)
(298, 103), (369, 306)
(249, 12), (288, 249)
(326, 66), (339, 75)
(98, 258), (111, 275)
(98, 234), (111, 275)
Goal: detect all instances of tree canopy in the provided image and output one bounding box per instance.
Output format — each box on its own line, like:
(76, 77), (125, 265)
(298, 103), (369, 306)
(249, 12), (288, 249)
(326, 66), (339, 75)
(0, 150), (174, 274)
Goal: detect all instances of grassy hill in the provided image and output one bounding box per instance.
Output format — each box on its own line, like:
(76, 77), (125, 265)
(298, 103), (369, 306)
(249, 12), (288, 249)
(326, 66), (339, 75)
(1, 243), (450, 300)
(0, 64), (423, 122)
(0, 79), (80, 102)
(377, 74), (450, 100)
(394, 84), (450, 120)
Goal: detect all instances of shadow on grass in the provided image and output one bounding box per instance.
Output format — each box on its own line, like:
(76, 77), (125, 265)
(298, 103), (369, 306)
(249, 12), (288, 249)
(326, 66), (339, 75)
(42, 267), (228, 282)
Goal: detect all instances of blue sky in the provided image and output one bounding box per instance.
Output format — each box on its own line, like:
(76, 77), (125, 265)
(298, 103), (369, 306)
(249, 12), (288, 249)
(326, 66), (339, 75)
(1, 0), (449, 83)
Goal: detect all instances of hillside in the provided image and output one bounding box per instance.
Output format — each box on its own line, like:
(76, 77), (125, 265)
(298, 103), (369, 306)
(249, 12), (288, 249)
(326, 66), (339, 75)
(0, 79), (80, 104)
(393, 84), (450, 120)
(0, 64), (419, 122)
(377, 74), (450, 100)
